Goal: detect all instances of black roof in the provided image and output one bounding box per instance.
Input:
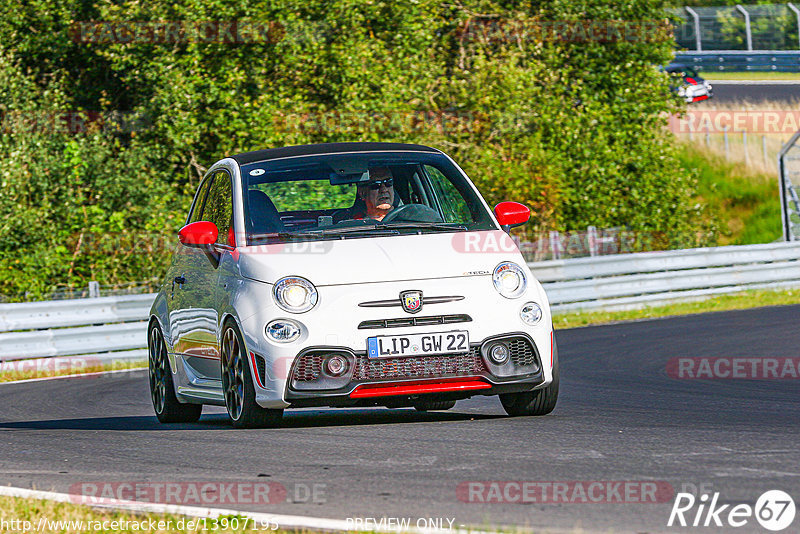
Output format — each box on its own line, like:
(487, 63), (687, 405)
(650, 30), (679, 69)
(230, 142), (441, 165)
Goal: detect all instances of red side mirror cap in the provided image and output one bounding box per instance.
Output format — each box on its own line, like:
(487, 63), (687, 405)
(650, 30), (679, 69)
(179, 221), (218, 247)
(494, 201), (530, 228)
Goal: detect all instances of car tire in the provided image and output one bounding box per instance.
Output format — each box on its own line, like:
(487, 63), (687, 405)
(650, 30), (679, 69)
(413, 400), (457, 411)
(148, 322), (203, 424)
(221, 321), (283, 429)
(499, 338), (559, 417)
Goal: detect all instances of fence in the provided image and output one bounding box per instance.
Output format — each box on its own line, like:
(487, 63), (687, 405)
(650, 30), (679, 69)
(673, 4), (800, 52)
(677, 126), (784, 175)
(1, 241), (799, 368)
(672, 3), (800, 71)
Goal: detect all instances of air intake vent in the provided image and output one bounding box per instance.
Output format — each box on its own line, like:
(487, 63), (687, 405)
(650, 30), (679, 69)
(351, 348), (486, 381)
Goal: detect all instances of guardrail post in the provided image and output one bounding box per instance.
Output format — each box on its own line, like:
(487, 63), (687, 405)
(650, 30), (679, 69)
(88, 281), (100, 298)
(549, 230), (561, 260)
(587, 226), (598, 257)
(789, 3), (800, 50)
(705, 124), (710, 147)
(736, 5), (753, 52)
(685, 7), (702, 51)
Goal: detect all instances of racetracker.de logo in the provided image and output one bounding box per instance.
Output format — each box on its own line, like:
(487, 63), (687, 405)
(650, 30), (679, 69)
(666, 357), (800, 380)
(451, 231), (520, 254)
(69, 482), (287, 506)
(669, 111), (800, 134)
(457, 481), (674, 504)
(0, 356), (103, 379)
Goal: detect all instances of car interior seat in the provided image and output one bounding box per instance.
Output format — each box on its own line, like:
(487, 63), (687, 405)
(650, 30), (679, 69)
(247, 189), (285, 234)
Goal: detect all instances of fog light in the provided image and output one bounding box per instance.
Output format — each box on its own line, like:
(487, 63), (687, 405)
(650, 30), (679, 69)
(489, 343), (510, 365)
(325, 355), (348, 376)
(265, 320), (301, 343)
(520, 302), (543, 325)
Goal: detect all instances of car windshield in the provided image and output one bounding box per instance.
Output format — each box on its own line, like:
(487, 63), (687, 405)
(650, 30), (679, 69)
(240, 151), (496, 244)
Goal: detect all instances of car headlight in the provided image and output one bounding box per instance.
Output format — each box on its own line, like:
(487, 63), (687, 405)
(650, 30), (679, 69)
(492, 262), (527, 299)
(273, 276), (318, 313)
(265, 319), (302, 342)
(520, 302), (543, 325)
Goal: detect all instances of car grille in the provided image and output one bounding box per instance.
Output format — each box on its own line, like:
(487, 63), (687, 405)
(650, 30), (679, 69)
(292, 352), (325, 382)
(507, 337), (538, 367)
(288, 337), (539, 388)
(358, 314), (472, 329)
(352, 347), (486, 381)
(289, 347), (486, 384)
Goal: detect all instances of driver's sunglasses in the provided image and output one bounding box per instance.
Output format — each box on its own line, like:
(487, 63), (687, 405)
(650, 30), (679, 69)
(368, 178), (393, 190)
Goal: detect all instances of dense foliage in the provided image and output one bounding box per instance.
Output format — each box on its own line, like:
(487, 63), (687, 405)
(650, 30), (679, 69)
(0, 0), (708, 300)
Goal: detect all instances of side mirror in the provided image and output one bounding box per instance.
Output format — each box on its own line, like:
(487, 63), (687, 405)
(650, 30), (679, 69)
(178, 221), (219, 247)
(494, 201), (530, 233)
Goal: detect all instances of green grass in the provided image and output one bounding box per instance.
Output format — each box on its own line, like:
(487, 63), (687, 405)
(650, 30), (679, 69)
(553, 287), (800, 329)
(675, 142), (781, 245)
(0, 495), (268, 533)
(699, 71), (800, 81)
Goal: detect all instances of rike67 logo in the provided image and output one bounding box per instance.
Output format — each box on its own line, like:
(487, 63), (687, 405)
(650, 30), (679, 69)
(668, 490), (796, 531)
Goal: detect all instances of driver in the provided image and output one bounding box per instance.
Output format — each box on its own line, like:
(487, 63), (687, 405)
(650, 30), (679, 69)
(354, 167), (395, 221)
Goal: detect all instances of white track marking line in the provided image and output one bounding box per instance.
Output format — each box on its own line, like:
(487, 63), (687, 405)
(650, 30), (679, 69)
(0, 485), (513, 534)
(707, 80), (800, 85)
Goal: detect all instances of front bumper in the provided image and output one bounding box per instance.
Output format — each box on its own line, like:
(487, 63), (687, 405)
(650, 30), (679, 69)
(235, 275), (554, 409)
(254, 332), (546, 408)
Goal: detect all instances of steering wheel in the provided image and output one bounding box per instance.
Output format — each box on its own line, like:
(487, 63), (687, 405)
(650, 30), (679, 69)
(381, 203), (442, 224)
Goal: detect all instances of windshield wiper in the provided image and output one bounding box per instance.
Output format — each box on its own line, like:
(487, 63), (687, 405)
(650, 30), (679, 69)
(315, 225), (400, 237)
(249, 231), (322, 241)
(381, 222), (468, 232)
(250, 226), (400, 242)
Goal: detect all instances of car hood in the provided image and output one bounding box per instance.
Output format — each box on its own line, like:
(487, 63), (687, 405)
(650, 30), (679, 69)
(237, 230), (526, 286)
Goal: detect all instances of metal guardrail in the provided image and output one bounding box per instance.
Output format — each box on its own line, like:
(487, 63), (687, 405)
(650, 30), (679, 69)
(532, 241), (800, 311)
(0, 294), (154, 332)
(1, 241), (798, 365)
(674, 51), (800, 72)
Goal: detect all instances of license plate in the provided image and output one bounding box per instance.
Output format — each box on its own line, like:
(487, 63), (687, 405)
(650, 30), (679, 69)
(367, 331), (470, 358)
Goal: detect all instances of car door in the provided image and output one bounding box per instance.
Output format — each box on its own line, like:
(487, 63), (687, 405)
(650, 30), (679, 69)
(167, 174), (212, 357)
(169, 169), (234, 381)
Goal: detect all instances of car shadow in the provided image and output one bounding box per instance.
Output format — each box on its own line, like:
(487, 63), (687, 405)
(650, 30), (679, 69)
(0, 409), (503, 431)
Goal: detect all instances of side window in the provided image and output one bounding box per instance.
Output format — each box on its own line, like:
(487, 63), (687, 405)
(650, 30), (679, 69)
(187, 176), (213, 224)
(424, 166), (472, 223)
(204, 170), (234, 245)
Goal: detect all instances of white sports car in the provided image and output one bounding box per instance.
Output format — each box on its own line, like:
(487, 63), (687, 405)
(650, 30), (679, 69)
(148, 142), (558, 427)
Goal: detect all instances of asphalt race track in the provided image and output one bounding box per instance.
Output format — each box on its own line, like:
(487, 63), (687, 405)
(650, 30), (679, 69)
(707, 81), (800, 103)
(1, 305), (798, 533)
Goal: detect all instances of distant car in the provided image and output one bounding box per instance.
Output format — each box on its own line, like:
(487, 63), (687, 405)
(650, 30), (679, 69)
(147, 142), (558, 428)
(664, 63), (713, 103)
